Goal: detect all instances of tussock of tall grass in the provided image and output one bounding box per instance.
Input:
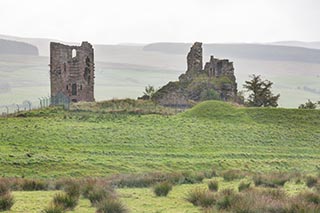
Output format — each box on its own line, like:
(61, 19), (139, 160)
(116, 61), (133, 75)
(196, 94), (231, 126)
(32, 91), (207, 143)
(187, 186), (320, 212)
(222, 170), (246, 181)
(112, 171), (206, 188)
(238, 181), (251, 192)
(52, 193), (78, 211)
(153, 182), (172, 196)
(253, 172), (290, 188)
(0, 182), (14, 211)
(96, 198), (128, 213)
(186, 188), (216, 208)
(207, 180), (218, 192)
(305, 175), (318, 188)
(0, 193), (14, 211)
(42, 203), (65, 213)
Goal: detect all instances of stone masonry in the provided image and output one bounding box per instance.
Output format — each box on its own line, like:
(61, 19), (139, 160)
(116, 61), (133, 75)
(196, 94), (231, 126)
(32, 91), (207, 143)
(50, 42), (95, 103)
(153, 42), (237, 106)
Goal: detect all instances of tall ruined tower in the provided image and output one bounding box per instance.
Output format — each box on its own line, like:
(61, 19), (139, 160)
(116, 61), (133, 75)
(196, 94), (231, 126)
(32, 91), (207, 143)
(50, 42), (95, 103)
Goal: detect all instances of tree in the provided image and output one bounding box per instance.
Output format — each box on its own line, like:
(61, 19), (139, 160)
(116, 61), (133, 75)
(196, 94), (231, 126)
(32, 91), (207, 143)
(298, 100), (319, 109)
(143, 85), (156, 100)
(243, 75), (280, 107)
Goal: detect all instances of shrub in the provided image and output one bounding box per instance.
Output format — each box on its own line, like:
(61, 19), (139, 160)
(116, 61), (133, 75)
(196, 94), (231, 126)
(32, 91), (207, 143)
(153, 182), (172, 197)
(96, 199), (127, 213)
(208, 180), (218, 192)
(238, 181), (251, 192)
(222, 170), (245, 181)
(42, 203), (65, 213)
(52, 193), (78, 210)
(186, 188), (216, 208)
(305, 176), (318, 188)
(0, 193), (14, 211)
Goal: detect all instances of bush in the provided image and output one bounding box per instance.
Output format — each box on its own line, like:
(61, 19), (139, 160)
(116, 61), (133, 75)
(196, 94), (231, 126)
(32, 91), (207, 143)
(96, 199), (127, 213)
(305, 176), (318, 188)
(208, 180), (218, 192)
(238, 181), (251, 192)
(52, 193), (78, 210)
(153, 182), (172, 196)
(0, 193), (14, 211)
(222, 170), (245, 181)
(186, 188), (216, 208)
(42, 203), (65, 213)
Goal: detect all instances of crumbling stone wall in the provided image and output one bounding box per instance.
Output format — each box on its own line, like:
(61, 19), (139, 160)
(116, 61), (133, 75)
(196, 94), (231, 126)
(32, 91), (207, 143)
(50, 42), (95, 103)
(153, 42), (237, 106)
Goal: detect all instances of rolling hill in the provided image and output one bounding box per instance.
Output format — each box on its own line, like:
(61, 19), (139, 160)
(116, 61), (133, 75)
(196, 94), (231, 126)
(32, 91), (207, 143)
(0, 39), (38, 56)
(0, 35), (319, 110)
(0, 100), (319, 178)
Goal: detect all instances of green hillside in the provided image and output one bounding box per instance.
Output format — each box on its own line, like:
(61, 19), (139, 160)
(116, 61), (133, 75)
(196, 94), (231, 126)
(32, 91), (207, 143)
(0, 101), (319, 178)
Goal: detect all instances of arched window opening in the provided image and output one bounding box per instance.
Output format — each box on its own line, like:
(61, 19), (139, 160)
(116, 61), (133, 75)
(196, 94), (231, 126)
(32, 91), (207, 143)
(72, 49), (77, 58)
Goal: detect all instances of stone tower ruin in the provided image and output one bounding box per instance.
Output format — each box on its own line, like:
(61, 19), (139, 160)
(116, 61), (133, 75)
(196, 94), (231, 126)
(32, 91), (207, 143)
(50, 42), (95, 103)
(152, 42), (237, 106)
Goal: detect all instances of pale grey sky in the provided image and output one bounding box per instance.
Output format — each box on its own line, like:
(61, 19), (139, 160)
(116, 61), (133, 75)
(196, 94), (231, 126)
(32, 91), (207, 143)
(0, 0), (319, 44)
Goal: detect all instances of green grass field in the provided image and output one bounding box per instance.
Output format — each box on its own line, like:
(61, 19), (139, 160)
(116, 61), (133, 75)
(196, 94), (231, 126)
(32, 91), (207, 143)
(1, 101), (319, 178)
(1, 100), (320, 212)
(2, 176), (315, 212)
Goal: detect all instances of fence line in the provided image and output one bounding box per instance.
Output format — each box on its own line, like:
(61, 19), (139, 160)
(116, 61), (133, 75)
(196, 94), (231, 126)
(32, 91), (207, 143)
(0, 93), (70, 117)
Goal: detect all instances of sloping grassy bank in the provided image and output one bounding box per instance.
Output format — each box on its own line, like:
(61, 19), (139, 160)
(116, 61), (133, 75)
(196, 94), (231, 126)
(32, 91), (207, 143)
(0, 101), (319, 178)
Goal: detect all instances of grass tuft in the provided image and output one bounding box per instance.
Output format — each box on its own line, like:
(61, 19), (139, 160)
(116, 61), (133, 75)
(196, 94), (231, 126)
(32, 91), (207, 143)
(186, 188), (216, 208)
(52, 193), (78, 210)
(0, 193), (14, 211)
(305, 176), (318, 188)
(207, 180), (219, 192)
(153, 182), (172, 197)
(96, 199), (128, 213)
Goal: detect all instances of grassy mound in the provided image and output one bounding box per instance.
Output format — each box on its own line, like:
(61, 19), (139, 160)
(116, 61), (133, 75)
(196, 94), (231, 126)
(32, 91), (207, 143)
(182, 100), (320, 126)
(1, 100), (320, 177)
(181, 101), (244, 120)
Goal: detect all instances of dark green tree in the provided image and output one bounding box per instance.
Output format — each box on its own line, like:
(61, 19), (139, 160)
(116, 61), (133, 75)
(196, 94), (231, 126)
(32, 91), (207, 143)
(143, 85), (156, 100)
(298, 99), (319, 109)
(243, 75), (280, 107)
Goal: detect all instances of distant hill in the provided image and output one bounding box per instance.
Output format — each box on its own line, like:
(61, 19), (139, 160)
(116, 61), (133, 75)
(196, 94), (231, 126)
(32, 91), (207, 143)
(271, 41), (320, 50)
(0, 34), (56, 56)
(143, 43), (320, 64)
(0, 34), (319, 108)
(0, 39), (39, 55)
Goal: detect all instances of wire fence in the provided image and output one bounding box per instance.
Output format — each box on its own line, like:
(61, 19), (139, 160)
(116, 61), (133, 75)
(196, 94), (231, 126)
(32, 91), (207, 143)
(0, 93), (70, 117)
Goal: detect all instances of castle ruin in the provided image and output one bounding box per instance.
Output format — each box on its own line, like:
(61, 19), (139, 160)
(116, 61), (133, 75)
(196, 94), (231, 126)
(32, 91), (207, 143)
(152, 42), (237, 106)
(50, 42), (95, 103)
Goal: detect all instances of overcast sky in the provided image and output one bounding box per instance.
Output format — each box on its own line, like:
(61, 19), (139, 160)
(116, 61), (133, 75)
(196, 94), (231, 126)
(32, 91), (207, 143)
(0, 0), (319, 44)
